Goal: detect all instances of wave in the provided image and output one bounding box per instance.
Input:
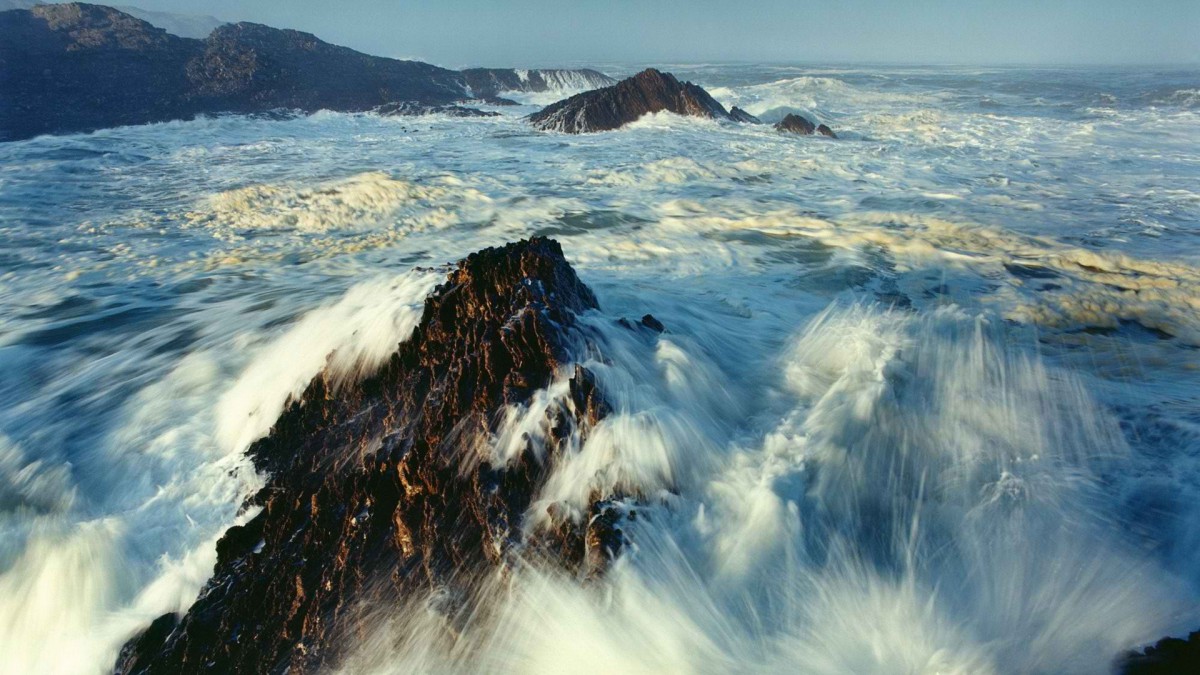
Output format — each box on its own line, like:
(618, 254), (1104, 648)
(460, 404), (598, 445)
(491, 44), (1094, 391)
(334, 302), (1183, 674)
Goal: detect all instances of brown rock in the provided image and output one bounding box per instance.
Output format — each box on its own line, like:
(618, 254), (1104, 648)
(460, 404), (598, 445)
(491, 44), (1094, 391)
(529, 68), (732, 133)
(115, 238), (623, 674)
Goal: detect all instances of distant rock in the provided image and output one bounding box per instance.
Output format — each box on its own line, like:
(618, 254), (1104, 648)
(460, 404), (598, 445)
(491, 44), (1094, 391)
(729, 106), (762, 124)
(0, 0), (225, 38)
(373, 101), (498, 117)
(462, 67), (615, 98)
(0, 3), (473, 140)
(114, 5), (224, 38)
(529, 68), (732, 133)
(774, 113), (836, 138)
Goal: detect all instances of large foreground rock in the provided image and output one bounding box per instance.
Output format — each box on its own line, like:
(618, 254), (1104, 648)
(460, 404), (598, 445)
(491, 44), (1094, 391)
(529, 68), (734, 133)
(115, 238), (623, 674)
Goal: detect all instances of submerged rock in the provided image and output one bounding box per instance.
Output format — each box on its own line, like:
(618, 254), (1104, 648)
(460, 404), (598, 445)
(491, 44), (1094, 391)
(115, 238), (623, 674)
(729, 106), (762, 124)
(774, 113), (837, 138)
(372, 101), (499, 117)
(529, 68), (732, 133)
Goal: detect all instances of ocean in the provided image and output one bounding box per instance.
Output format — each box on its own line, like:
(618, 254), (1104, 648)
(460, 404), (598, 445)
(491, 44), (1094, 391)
(0, 64), (1198, 673)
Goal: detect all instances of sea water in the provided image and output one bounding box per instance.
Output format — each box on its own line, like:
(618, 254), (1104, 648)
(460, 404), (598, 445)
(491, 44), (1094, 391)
(0, 64), (1197, 674)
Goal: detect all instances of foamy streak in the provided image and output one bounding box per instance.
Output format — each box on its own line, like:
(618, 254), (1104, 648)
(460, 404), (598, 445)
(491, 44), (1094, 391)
(216, 270), (442, 454)
(334, 303), (1182, 674)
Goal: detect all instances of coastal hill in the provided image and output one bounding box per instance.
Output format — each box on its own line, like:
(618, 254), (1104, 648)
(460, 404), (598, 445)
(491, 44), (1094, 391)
(0, 3), (612, 140)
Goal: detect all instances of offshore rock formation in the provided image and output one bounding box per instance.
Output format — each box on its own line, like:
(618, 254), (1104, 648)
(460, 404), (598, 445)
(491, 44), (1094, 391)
(1120, 631), (1200, 674)
(529, 68), (733, 133)
(775, 112), (837, 137)
(462, 67), (615, 99)
(115, 238), (626, 674)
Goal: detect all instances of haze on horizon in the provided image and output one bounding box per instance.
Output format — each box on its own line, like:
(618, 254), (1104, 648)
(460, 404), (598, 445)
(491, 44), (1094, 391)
(101, 0), (1198, 68)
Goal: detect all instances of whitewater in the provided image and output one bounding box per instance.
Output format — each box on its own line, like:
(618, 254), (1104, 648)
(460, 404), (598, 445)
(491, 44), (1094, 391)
(1, 64), (1198, 674)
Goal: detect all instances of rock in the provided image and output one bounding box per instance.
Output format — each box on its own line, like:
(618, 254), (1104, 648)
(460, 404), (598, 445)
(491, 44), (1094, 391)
(1, 4), (612, 140)
(775, 113), (815, 134)
(114, 238), (624, 674)
(529, 68), (732, 133)
(0, 3), (472, 140)
(462, 67), (615, 99)
(1119, 631), (1200, 674)
(729, 106), (762, 124)
(774, 113), (837, 138)
(640, 314), (665, 332)
(372, 101), (499, 118)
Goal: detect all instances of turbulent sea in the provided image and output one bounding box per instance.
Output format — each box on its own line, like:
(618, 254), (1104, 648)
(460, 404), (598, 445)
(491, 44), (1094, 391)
(1, 65), (1198, 674)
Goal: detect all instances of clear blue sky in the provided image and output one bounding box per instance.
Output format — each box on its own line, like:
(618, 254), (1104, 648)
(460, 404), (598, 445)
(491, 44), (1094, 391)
(132, 0), (1199, 67)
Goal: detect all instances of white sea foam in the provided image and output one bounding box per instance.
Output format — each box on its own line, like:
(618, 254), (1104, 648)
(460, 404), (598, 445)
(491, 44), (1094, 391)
(216, 270), (442, 454)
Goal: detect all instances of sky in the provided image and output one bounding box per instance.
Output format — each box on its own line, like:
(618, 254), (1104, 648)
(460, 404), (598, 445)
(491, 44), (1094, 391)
(117, 0), (1200, 67)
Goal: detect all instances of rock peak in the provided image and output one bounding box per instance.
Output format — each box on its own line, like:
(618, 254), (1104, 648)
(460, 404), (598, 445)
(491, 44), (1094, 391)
(529, 67), (732, 133)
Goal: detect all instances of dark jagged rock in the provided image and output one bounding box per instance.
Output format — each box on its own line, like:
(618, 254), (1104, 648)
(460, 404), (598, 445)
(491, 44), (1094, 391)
(529, 68), (733, 133)
(775, 113), (815, 134)
(115, 238), (624, 674)
(372, 101), (499, 118)
(729, 106), (762, 124)
(640, 314), (665, 333)
(774, 113), (837, 138)
(462, 67), (615, 99)
(1119, 631), (1200, 674)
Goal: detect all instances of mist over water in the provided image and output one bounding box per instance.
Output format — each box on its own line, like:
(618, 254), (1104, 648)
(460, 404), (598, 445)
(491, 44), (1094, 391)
(1, 64), (1198, 673)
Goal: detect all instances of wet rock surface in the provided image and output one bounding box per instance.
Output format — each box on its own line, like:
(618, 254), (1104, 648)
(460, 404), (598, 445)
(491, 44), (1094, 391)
(774, 112), (836, 137)
(115, 238), (621, 674)
(729, 106), (762, 124)
(529, 68), (733, 133)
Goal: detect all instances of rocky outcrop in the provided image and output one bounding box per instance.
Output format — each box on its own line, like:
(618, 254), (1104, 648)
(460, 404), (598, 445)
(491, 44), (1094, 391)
(774, 113), (837, 138)
(529, 68), (733, 133)
(372, 101), (499, 118)
(0, 3), (472, 140)
(114, 238), (628, 674)
(729, 106), (762, 124)
(462, 67), (615, 99)
(1120, 631), (1200, 674)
